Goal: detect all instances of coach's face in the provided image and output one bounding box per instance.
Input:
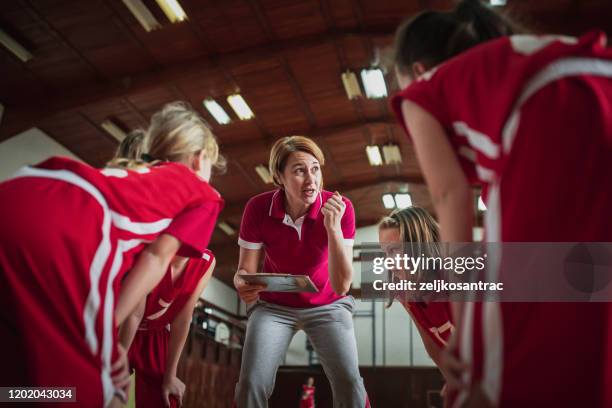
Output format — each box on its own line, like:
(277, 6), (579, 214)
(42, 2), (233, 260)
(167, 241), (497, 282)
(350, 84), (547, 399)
(280, 151), (322, 207)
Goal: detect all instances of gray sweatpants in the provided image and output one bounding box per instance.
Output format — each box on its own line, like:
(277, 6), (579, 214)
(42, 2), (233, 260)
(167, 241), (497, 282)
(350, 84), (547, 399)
(234, 296), (368, 408)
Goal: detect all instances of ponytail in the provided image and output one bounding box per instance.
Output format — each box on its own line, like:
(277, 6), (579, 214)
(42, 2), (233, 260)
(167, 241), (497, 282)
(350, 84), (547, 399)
(107, 129), (148, 169)
(394, 0), (519, 76)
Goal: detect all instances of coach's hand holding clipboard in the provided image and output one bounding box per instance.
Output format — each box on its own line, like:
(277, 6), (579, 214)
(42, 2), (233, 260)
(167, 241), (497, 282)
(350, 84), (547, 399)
(234, 269), (267, 303)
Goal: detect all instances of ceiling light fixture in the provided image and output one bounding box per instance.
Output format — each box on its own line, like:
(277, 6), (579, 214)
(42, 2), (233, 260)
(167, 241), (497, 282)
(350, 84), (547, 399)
(203, 99), (231, 125)
(101, 120), (127, 142)
(255, 164), (273, 184)
(382, 194), (395, 209)
(0, 28), (33, 62)
(394, 193), (412, 209)
(360, 68), (387, 99)
(341, 71), (362, 100)
(227, 94), (254, 120)
(382, 144), (402, 165)
(122, 0), (161, 32)
(155, 0), (188, 23)
(218, 221), (236, 236)
(366, 145), (383, 166)
(382, 193), (413, 210)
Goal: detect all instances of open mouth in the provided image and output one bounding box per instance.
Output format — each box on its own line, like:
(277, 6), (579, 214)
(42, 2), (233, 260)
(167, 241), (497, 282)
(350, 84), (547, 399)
(302, 188), (317, 197)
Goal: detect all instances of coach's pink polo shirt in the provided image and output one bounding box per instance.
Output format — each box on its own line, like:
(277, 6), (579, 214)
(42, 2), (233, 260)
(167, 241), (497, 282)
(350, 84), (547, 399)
(238, 189), (355, 308)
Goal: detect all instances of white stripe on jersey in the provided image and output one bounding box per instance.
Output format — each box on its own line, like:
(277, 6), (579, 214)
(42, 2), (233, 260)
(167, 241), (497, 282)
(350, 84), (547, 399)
(453, 121), (500, 159)
(503, 57), (612, 154)
(111, 211), (171, 235)
(510, 35), (577, 56)
(476, 165), (496, 182)
(481, 182), (503, 404)
(458, 146), (477, 162)
(10, 166), (115, 406)
(102, 238), (142, 404)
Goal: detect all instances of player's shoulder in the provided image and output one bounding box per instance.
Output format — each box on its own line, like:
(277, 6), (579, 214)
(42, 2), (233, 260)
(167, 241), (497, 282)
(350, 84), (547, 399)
(246, 189), (278, 209)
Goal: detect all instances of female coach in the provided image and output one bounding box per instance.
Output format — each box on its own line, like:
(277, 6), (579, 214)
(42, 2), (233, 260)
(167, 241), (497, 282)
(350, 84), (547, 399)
(233, 136), (369, 408)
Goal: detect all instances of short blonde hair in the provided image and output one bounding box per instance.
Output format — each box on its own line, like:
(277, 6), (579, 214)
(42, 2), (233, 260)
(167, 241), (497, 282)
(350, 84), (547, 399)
(268, 136), (325, 188)
(146, 101), (225, 170)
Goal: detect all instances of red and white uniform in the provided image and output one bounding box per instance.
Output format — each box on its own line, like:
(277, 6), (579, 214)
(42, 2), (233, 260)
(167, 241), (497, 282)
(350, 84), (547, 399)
(392, 31), (612, 407)
(238, 189), (355, 308)
(128, 250), (214, 408)
(0, 157), (223, 407)
(299, 385), (315, 408)
(400, 301), (454, 348)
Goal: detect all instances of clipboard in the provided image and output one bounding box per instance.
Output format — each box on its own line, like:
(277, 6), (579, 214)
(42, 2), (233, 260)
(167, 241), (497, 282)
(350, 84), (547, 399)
(238, 272), (319, 293)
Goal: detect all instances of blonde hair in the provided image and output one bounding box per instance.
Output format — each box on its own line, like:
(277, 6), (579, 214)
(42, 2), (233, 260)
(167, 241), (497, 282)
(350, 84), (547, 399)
(107, 129), (146, 168)
(379, 206), (440, 306)
(107, 102), (225, 172)
(379, 206), (440, 245)
(268, 136), (325, 188)
(146, 101), (225, 170)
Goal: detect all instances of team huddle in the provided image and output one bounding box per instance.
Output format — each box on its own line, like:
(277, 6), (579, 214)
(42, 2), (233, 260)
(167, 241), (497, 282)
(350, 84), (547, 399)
(1, 0), (612, 407)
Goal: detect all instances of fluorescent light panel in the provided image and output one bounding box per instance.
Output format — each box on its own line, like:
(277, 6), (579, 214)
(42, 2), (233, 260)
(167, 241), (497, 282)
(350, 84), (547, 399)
(255, 164), (273, 184)
(218, 221), (236, 236)
(366, 145), (383, 166)
(101, 120), (127, 142)
(341, 71), (362, 100)
(360, 68), (387, 99)
(382, 194), (395, 209)
(382, 193), (413, 209)
(155, 0), (187, 23)
(122, 0), (161, 32)
(489, 0), (506, 6)
(382, 144), (402, 165)
(395, 193), (412, 209)
(227, 94), (254, 120)
(203, 99), (231, 125)
(0, 28), (32, 62)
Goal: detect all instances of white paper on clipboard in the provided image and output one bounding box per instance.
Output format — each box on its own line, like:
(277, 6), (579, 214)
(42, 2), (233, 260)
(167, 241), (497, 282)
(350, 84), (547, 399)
(238, 273), (319, 293)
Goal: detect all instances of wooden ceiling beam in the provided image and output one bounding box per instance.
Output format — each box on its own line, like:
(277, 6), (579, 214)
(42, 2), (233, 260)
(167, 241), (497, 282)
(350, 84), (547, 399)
(0, 28), (396, 140)
(219, 119), (399, 157)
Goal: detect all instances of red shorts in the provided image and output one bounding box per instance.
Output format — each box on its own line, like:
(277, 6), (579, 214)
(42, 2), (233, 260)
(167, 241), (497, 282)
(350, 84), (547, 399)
(129, 328), (178, 408)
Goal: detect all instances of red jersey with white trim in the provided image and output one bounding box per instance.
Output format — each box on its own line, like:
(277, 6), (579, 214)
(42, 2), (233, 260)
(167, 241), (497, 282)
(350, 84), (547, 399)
(238, 189), (356, 308)
(300, 385), (315, 408)
(139, 250), (214, 331)
(128, 251), (214, 408)
(401, 301), (454, 348)
(392, 30), (612, 199)
(392, 31), (612, 407)
(0, 157), (223, 407)
(40, 156), (223, 260)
